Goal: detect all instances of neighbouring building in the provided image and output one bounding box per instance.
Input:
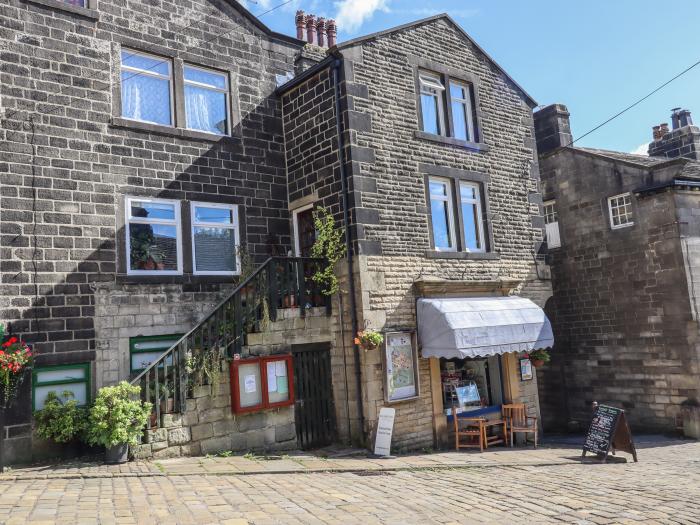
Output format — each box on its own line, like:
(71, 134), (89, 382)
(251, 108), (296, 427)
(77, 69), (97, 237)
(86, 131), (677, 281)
(0, 0), (552, 463)
(535, 104), (700, 433)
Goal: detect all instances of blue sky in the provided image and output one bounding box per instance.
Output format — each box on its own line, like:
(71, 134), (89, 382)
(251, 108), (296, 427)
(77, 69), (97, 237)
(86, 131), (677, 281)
(247, 0), (700, 154)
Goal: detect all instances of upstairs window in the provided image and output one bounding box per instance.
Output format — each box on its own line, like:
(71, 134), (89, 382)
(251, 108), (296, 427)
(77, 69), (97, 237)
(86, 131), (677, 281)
(126, 197), (182, 275)
(419, 73), (447, 136)
(428, 178), (457, 251)
(459, 182), (485, 252)
(121, 50), (173, 126)
(450, 81), (476, 142)
(608, 193), (634, 229)
(63, 0), (86, 5)
(191, 202), (240, 275)
(543, 200), (561, 248)
(184, 66), (229, 135)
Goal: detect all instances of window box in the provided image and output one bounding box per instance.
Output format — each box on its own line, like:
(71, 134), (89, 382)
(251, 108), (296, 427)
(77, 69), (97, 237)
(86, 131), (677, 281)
(229, 355), (294, 414)
(33, 363), (90, 411)
(125, 196), (182, 276)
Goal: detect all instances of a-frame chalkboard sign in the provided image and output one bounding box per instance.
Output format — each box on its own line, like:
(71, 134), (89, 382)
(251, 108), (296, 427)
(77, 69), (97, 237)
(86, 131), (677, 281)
(582, 403), (638, 463)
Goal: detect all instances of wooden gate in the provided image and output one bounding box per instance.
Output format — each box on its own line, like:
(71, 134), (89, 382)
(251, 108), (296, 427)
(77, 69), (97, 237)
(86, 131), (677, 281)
(292, 343), (336, 449)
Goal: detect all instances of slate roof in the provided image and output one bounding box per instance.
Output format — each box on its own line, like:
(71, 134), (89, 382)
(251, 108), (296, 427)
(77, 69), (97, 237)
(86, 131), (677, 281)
(574, 147), (668, 167)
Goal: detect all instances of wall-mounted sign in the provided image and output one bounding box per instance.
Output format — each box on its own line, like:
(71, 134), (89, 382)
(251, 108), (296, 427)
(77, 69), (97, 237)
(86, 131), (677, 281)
(520, 358), (533, 381)
(383, 331), (420, 403)
(230, 355), (294, 414)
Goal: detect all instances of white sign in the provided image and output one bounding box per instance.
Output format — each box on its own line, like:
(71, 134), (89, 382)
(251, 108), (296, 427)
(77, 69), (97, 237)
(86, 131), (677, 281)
(373, 407), (396, 457)
(244, 374), (257, 393)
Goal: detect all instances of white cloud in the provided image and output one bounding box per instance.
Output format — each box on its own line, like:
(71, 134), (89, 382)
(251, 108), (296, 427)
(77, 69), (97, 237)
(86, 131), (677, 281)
(630, 143), (649, 156)
(335, 0), (390, 34)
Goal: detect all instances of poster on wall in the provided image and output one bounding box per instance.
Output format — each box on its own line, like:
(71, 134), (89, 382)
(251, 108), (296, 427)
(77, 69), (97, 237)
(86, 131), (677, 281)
(384, 331), (420, 402)
(520, 358), (533, 381)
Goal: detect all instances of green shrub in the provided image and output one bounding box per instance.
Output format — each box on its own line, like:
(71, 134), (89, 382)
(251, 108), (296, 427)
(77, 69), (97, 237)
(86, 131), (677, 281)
(311, 207), (346, 296)
(86, 381), (152, 448)
(34, 391), (88, 443)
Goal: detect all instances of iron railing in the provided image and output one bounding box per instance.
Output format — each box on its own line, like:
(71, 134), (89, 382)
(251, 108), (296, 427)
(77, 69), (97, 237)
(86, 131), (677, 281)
(130, 257), (330, 428)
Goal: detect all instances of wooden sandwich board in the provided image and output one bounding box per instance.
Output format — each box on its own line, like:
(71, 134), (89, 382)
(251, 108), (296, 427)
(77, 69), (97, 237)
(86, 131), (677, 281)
(582, 403), (638, 463)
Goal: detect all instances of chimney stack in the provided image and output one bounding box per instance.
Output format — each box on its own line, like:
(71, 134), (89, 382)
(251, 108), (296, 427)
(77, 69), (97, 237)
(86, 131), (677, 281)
(533, 103), (573, 155)
(295, 10), (305, 41)
(326, 19), (337, 47)
(305, 14), (316, 45)
(659, 122), (670, 136)
(315, 17), (326, 47)
(649, 109), (700, 160)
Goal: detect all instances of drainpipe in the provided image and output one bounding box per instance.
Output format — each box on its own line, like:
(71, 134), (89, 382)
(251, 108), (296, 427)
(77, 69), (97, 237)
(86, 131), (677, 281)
(332, 57), (365, 443)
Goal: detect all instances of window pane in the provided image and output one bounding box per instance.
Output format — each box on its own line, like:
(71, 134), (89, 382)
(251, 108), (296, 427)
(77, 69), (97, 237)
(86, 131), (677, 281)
(452, 101), (469, 141)
(35, 383), (87, 410)
(194, 227), (237, 272)
(63, 0), (87, 6)
(460, 184), (476, 200)
(462, 202), (482, 251)
(36, 367), (86, 383)
(431, 199), (452, 249)
(194, 206), (233, 224)
(129, 223), (178, 271)
(450, 83), (467, 100)
(131, 351), (174, 371)
(429, 181), (447, 197)
(185, 85), (227, 134)
(238, 362), (262, 408)
(133, 338), (180, 351)
(421, 93), (440, 135)
(130, 201), (175, 221)
(121, 51), (169, 76)
(122, 72), (171, 125)
(184, 66), (227, 89)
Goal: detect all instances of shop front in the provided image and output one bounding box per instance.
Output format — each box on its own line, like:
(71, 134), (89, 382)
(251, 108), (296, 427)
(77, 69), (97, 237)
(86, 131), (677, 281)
(417, 295), (553, 449)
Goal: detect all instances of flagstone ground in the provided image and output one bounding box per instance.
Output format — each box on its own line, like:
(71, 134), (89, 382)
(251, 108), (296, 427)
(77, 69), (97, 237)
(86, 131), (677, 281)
(0, 438), (697, 524)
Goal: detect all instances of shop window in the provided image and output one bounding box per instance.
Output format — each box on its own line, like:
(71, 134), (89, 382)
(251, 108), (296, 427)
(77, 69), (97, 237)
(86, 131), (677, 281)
(440, 356), (503, 417)
(121, 49), (174, 126)
(125, 196), (182, 275)
(608, 192), (634, 229)
(191, 202), (239, 275)
(129, 334), (182, 374)
(184, 65), (229, 135)
(230, 355), (294, 414)
(33, 363), (90, 411)
(543, 200), (561, 248)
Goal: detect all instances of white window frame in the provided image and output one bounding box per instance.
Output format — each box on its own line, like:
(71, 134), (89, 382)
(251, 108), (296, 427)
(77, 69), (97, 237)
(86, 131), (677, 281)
(183, 64), (230, 136)
(543, 200), (558, 225)
(429, 177), (457, 252)
(450, 81), (476, 142)
(607, 193), (634, 229)
(125, 196), (183, 276)
(459, 181), (485, 253)
(120, 49), (175, 127)
(543, 200), (561, 248)
(190, 201), (240, 276)
(419, 72), (447, 136)
(292, 203), (314, 257)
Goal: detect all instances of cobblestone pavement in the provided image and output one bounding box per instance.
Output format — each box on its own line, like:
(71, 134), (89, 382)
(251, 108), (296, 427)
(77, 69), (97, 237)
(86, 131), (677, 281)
(0, 441), (697, 524)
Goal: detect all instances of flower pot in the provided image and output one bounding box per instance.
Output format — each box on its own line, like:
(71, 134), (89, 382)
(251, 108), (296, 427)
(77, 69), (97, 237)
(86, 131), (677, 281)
(149, 412), (158, 428)
(105, 443), (129, 464)
(531, 359), (545, 368)
(160, 398), (174, 414)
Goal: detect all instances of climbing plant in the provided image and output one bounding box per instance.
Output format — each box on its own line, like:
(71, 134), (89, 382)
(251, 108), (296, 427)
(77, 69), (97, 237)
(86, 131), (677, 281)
(310, 207), (346, 296)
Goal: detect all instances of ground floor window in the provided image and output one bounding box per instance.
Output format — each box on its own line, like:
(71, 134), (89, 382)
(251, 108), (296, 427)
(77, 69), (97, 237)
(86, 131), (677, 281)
(129, 334), (182, 374)
(440, 356), (503, 416)
(33, 363), (91, 411)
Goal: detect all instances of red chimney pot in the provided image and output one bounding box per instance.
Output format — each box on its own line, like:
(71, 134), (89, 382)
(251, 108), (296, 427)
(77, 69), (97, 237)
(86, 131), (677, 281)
(326, 19), (337, 47)
(295, 10), (305, 41)
(316, 17), (326, 47)
(305, 14), (316, 45)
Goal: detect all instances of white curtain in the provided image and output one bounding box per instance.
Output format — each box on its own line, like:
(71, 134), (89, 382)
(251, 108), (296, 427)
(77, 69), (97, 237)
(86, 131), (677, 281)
(122, 79), (142, 121)
(186, 91), (211, 132)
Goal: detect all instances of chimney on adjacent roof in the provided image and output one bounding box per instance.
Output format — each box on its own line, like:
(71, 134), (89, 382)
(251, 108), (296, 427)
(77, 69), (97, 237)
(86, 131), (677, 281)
(295, 10), (305, 40)
(326, 19), (337, 47)
(533, 103), (573, 155)
(648, 108), (700, 160)
(315, 17), (326, 47)
(305, 14), (316, 45)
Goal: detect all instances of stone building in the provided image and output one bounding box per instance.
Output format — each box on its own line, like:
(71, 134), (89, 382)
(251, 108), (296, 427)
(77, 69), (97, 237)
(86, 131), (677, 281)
(535, 104), (700, 433)
(0, 0), (551, 463)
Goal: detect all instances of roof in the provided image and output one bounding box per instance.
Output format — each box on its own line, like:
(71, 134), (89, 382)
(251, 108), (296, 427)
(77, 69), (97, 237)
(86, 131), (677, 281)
(335, 14), (537, 108)
(226, 0), (304, 46)
(574, 147), (668, 167)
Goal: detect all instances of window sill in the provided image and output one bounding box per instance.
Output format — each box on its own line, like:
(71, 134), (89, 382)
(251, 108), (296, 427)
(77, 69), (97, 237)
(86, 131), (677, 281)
(425, 250), (500, 260)
(116, 274), (237, 285)
(111, 117), (236, 143)
(414, 130), (489, 152)
(24, 0), (99, 19)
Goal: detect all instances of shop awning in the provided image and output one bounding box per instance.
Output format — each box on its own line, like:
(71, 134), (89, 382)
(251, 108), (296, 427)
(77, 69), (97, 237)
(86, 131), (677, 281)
(417, 296), (553, 359)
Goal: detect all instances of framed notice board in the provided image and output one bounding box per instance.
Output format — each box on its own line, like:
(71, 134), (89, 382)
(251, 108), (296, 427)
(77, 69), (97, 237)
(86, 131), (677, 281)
(230, 355), (294, 414)
(383, 331), (420, 403)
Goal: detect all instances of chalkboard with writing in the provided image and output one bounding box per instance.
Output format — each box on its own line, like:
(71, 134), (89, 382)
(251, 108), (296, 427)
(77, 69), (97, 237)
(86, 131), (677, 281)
(582, 403), (637, 462)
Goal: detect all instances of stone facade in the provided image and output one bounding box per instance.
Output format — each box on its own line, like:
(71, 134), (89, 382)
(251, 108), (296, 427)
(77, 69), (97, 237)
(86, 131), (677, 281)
(535, 104), (700, 432)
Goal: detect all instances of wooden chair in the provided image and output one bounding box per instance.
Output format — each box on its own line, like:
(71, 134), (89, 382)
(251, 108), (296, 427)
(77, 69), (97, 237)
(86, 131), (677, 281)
(502, 403), (538, 448)
(452, 407), (485, 452)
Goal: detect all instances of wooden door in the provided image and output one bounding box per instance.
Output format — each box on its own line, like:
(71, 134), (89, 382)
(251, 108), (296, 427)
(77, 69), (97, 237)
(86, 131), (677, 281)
(292, 343), (336, 449)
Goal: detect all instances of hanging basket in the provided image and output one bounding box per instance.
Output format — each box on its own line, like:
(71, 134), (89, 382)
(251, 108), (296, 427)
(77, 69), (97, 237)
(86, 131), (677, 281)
(0, 368), (31, 410)
(530, 359), (545, 368)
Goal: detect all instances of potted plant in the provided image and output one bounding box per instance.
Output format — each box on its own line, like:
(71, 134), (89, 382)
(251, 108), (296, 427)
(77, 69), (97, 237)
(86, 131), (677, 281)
(310, 207), (346, 297)
(34, 390), (88, 444)
(0, 329), (34, 408)
(86, 381), (152, 464)
(681, 398), (700, 439)
(354, 329), (384, 352)
(528, 349), (551, 368)
(157, 383), (174, 414)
